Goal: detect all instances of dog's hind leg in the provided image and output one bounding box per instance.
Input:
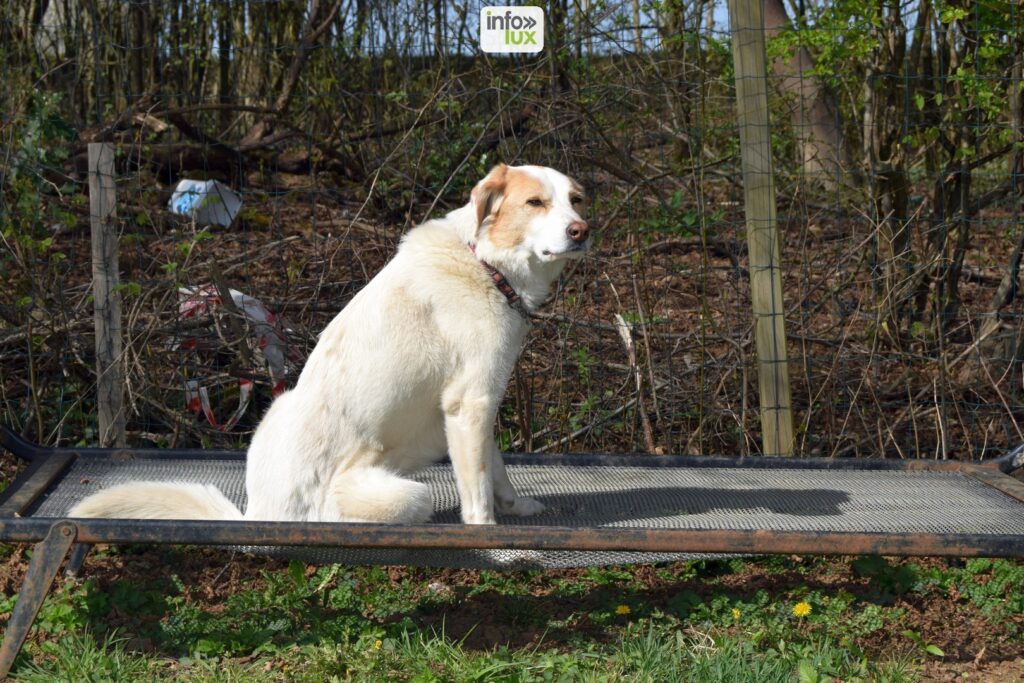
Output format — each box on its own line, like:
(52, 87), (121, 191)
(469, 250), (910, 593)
(324, 466), (433, 523)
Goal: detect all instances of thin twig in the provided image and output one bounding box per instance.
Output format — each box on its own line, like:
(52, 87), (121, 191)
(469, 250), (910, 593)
(614, 313), (656, 453)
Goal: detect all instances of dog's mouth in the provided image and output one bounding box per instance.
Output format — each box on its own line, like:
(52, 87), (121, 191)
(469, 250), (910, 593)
(541, 243), (590, 259)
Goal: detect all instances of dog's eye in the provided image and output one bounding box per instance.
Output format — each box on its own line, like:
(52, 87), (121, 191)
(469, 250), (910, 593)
(526, 198), (544, 207)
(571, 195), (584, 205)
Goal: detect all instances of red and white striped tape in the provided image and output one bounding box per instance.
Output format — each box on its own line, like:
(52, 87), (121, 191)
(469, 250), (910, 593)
(178, 285), (296, 430)
(184, 378), (253, 431)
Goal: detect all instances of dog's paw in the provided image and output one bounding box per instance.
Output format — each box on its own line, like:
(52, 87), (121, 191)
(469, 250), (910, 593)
(498, 495), (546, 517)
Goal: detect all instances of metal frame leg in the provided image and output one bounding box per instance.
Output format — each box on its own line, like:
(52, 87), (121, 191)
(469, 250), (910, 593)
(0, 522), (77, 678)
(63, 544), (92, 579)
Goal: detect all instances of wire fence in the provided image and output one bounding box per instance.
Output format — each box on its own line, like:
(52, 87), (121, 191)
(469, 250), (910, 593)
(1, 0), (1022, 461)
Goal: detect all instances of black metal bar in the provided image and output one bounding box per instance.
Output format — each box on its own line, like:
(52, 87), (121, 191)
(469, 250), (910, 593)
(0, 452), (76, 518)
(0, 427), (46, 463)
(0, 427), (243, 463)
(6, 424), (1024, 473)
(0, 517), (1020, 558)
(47, 445), (243, 462)
(0, 521), (77, 678)
(502, 453), (996, 472)
(2, 443), (1008, 474)
(6, 425), (1024, 472)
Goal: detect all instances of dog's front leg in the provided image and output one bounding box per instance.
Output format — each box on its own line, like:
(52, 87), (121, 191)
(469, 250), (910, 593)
(443, 394), (497, 524)
(491, 445), (545, 516)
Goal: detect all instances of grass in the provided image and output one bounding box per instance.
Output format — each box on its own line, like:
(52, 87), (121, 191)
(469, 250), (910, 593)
(2, 552), (1021, 682)
(9, 623), (917, 683)
(11, 631), (150, 683)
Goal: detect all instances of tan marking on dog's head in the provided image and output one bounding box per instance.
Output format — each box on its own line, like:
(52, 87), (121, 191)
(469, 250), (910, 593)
(485, 168), (550, 250)
(567, 179), (587, 215)
(471, 164), (509, 229)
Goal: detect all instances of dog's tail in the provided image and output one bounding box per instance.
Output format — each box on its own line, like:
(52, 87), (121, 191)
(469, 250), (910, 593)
(68, 482), (244, 520)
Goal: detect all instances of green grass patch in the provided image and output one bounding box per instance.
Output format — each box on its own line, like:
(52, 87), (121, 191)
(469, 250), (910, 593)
(5, 555), (1021, 681)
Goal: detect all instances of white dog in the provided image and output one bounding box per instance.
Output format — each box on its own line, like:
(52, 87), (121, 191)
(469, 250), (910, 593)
(71, 164), (591, 525)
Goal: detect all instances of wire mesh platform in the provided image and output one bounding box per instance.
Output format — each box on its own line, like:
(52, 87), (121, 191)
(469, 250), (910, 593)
(2, 426), (1023, 569)
(17, 453), (1024, 569)
(1, 427), (1023, 676)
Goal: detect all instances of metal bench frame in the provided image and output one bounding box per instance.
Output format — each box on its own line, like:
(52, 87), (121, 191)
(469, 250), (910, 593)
(1, 425), (1022, 676)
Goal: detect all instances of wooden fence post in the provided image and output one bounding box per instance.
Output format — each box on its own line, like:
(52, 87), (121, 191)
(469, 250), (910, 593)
(87, 143), (126, 447)
(727, 0), (795, 456)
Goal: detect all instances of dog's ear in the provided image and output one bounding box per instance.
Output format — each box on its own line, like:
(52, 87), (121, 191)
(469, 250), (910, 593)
(471, 163), (509, 229)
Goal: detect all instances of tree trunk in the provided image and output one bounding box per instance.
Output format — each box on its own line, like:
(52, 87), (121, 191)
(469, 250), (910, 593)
(866, 0), (911, 334)
(956, 233), (1024, 397)
(1011, 31), (1024, 193)
(130, 0), (146, 103)
(761, 0), (846, 187)
(632, 0), (642, 52)
(218, 0), (232, 134)
(660, 0), (694, 166)
(547, 0), (571, 95)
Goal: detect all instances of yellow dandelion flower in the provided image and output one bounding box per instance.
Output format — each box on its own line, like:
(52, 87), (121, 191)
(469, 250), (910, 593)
(792, 601), (812, 618)
(615, 604), (631, 616)
(731, 607), (741, 620)
(374, 639), (383, 650)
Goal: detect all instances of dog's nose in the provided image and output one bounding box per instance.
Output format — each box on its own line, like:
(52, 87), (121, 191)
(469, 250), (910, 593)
(567, 220), (589, 243)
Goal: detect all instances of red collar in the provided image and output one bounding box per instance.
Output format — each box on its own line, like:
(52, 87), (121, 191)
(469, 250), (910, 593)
(469, 244), (531, 320)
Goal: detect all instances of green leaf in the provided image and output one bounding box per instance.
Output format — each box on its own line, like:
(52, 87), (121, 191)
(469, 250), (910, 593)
(939, 6), (968, 23)
(925, 644), (945, 657)
(797, 659), (820, 683)
(288, 559), (306, 587)
(902, 629), (923, 645)
(193, 638), (224, 655)
(116, 282), (142, 297)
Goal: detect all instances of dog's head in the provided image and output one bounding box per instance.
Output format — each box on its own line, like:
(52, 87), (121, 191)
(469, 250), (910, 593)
(470, 164), (591, 262)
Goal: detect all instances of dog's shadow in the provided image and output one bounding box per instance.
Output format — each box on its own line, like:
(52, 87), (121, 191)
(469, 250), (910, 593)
(430, 486), (851, 525)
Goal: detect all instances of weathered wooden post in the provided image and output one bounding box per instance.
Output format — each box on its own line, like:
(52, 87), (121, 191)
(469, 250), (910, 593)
(727, 0), (795, 456)
(87, 142), (126, 447)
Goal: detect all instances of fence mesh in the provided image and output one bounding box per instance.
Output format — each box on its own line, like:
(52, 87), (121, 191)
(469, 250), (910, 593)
(1, 0), (1022, 461)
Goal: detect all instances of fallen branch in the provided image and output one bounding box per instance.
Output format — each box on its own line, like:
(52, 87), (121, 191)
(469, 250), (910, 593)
(613, 236), (746, 269)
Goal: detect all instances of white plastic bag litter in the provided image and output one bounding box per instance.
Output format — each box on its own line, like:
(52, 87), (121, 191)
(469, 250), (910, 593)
(168, 179), (242, 227)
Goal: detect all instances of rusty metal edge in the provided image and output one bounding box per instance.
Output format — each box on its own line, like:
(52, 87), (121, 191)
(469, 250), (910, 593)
(962, 468), (1024, 504)
(0, 518), (1020, 558)
(0, 452), (76, 518)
